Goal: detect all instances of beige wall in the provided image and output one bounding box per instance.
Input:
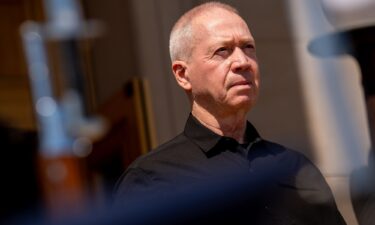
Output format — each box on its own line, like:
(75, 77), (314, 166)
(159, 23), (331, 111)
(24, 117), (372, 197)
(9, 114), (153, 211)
(83, 0), (139, 104)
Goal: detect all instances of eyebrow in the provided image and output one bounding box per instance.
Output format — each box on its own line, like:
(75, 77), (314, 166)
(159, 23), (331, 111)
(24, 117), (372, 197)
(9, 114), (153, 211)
(208, 37), (255, 51)
(218, 34), (254, 43)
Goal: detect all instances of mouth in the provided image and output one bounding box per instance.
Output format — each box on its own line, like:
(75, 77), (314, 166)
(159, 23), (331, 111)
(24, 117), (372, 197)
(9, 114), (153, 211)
(229, 80), (251, 88)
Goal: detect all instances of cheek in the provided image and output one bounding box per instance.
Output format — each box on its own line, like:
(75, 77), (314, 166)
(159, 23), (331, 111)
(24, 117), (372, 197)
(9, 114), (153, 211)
(189, 60), (229, 95)
(216, 61), (232, 86)
(189, 73), (211, 96)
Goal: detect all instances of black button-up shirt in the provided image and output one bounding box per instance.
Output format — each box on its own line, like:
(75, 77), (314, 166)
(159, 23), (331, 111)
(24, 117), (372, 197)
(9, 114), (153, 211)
(114, 114), (346, 225)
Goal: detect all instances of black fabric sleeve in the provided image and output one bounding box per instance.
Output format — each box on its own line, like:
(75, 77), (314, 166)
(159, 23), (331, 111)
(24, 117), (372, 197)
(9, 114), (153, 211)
(112, 167), (154, 206)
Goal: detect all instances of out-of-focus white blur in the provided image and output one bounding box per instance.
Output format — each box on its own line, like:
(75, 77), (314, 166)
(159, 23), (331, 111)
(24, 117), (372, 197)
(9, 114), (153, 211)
(321, 0), (375, 30)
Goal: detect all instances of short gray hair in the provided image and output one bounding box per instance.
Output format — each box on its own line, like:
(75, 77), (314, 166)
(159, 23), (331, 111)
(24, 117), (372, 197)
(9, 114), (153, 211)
(169, 2), (239, 62)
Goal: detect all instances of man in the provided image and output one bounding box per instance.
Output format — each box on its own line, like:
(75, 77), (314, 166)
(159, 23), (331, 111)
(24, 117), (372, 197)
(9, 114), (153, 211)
(114, 2), (346, 225)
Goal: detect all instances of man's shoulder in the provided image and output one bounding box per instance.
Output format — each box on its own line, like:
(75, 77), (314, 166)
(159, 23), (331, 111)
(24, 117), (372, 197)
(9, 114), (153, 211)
(128, 132), (193, 169)
(261, 139), (332, 188)
(260, 139), (311, 163)
(256, 139), (324, 177)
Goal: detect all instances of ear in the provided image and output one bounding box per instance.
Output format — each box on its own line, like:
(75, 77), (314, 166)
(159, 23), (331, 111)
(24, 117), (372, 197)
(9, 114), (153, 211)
(172, 61), (192, 91)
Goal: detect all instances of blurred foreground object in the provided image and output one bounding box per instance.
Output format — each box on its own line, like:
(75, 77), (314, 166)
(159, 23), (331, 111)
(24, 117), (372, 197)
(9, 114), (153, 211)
(320, 0), (375, 31)
(20, 0), (106, 220)
(309, 0), (375, 224)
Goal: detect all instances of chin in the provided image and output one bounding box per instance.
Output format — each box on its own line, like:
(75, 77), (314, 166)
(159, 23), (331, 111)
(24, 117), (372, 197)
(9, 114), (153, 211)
(230, 98), (254, 111)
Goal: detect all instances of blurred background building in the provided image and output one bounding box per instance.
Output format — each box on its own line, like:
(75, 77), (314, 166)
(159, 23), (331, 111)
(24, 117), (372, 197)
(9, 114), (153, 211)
(0, 0), (372, 224)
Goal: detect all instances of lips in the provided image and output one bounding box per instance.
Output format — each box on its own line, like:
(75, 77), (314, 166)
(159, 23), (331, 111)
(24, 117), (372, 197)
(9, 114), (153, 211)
(229, 80), (251, 88)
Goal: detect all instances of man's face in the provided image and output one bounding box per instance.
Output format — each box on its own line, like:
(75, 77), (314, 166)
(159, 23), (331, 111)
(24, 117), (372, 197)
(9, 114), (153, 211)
(185, 10), (260, 115)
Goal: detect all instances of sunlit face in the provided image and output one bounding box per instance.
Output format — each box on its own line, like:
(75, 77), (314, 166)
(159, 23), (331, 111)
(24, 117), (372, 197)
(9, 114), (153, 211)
(184, 10), (260, 115)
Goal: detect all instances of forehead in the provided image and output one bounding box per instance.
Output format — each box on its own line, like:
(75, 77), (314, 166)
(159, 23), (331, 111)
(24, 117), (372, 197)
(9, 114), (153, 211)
(193, 9), (254, 43)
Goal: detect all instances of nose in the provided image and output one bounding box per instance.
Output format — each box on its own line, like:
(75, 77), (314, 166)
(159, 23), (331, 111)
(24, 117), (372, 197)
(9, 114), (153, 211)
(231, 47), (251, 72)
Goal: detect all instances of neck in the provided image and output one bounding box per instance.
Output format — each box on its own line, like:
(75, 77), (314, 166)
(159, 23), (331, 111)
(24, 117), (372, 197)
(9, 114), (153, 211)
(192, 103), (248, 143)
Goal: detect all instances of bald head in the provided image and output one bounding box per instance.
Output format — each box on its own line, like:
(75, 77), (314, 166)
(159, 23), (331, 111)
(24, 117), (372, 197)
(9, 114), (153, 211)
(169, 2), (240, 62)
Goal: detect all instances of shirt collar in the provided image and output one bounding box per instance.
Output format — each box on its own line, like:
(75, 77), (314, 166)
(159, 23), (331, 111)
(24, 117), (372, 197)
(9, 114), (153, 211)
(183, 114), (261, 154)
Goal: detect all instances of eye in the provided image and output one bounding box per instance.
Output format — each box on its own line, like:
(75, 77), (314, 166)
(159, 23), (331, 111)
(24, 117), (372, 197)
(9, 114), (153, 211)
(217, 47), (227, 52)
(243, 43), (255, 50)
(242, 43), (256, 55)
(214, 46), (231, 57)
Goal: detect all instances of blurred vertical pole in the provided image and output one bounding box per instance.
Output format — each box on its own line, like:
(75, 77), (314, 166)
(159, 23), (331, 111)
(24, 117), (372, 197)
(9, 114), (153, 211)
(21, 22), (87, 219)
(308, 26), (375, 225)
(20, 0), (105, 220)
(286, 0), (369, 178)
(286, 0), (370, 224)
(44, 0), (89, 115)
(304, 0), (375, 223)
